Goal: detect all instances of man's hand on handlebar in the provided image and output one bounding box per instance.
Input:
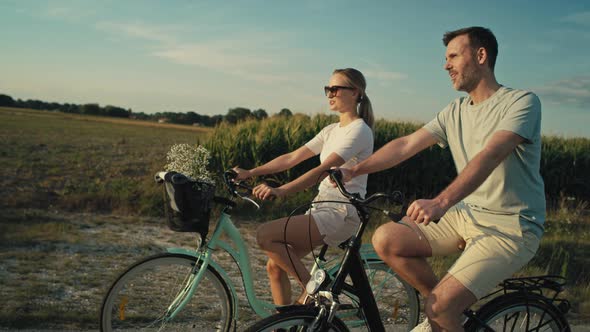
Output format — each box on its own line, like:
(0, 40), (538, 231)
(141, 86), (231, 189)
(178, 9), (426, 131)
(406, 198), (446, 225)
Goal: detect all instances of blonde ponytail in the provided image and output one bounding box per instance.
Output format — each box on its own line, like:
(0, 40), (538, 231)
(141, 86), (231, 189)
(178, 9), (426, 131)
(358, 94), (374, 129)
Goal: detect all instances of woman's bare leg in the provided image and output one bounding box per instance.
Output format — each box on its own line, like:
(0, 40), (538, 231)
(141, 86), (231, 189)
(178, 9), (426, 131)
(257, 215), (325, 305)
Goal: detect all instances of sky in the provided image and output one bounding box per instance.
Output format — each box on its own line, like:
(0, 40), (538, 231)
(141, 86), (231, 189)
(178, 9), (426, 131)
(1, 0), (589, 137)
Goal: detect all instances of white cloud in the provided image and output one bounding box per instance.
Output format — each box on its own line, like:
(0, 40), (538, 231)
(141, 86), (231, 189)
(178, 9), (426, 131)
(96, 21), (180, 44)
(536, 76), (590, 110)
(364, 70), (408, 81)
(41, 3), (95, 22)
(96, 20), (299, 83)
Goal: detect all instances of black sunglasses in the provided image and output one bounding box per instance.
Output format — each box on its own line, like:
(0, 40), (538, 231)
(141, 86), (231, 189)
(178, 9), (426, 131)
(324, 85), (355, 96)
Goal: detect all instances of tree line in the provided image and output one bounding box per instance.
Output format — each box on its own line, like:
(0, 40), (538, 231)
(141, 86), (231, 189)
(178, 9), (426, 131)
(0, 93), (293, 126)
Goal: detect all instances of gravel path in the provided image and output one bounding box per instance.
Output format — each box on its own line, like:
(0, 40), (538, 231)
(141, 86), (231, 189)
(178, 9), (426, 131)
(0, 209), (313, 331)
(1, 209), (588, 331)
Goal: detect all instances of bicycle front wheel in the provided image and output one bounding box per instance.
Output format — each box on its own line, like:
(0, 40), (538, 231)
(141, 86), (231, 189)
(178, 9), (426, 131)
(465, 294), (569, 332)
(337, 260), (420, 331)
(244, 307), (349, 332)
(100, 253), (233, 332)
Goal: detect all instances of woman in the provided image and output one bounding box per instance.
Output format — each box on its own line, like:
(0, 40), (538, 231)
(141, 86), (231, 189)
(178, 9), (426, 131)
(234, 68), (374, 305)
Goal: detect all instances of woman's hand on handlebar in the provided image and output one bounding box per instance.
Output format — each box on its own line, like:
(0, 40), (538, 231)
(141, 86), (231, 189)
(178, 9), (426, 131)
(328, 167), (353, 187)
(252, 183), (285, 200)
(232, 166), (253, 181)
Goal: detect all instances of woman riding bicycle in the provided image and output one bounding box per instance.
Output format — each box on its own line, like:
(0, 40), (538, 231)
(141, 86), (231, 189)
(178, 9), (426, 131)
(233, 68), (374, 306)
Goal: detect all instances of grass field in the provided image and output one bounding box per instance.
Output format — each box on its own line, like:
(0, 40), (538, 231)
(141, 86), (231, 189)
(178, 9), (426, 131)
(1, 107), (589, 329)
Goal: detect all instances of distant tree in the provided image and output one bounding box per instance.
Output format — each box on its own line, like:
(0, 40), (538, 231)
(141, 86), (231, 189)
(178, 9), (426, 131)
(24, 99), (45, 110)
(0, 94), (14, 107)
(48, 102), (61, 111)
(210, 115), (223, 126)
(104, 105), (130, 118)
(133, 112), (151, 120)
(277, 108), (292, 117)
(81, 103), (101, 115)
(253, 109), (268, 120)
(225, 107), (252, 124)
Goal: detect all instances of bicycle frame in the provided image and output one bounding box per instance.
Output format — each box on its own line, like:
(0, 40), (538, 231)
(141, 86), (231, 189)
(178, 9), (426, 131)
(160, 207), (385, 326)
(320, 204), (386, 332)
(162, 209), (275, 323)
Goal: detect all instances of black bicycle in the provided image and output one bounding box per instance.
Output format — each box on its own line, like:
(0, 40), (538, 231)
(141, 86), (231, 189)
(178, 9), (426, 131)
(245, 169), (571, 332)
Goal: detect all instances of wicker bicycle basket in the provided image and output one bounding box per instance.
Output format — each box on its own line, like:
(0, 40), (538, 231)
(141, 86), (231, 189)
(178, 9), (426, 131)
(160, 171), (216, 234)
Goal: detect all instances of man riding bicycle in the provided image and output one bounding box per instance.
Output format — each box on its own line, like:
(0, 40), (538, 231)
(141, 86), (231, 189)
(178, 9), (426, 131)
(338, 26), (544, 332)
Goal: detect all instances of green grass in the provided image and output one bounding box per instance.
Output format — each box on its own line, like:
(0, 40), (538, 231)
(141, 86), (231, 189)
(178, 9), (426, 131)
(0, 107), (210, 215)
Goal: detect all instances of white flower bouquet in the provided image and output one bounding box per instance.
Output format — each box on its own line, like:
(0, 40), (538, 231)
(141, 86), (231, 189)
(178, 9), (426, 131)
(164, 144), (215, 184)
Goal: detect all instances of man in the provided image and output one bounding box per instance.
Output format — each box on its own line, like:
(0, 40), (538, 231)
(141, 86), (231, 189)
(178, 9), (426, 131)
(339, 27), (544, 331)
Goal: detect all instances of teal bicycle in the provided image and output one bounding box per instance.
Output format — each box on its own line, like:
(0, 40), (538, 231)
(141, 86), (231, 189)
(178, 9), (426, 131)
(99, 170), (420, 331)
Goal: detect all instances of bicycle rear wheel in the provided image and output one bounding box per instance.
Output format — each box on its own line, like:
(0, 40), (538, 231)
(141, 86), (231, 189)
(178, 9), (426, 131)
(337, 260), (420, 331)
(465, 293), (569, 332)
(244, 307), (349, 332)
(100, 253), (233, 332)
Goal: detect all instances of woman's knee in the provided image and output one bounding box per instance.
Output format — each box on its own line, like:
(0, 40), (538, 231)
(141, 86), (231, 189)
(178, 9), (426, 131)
(266, 259), (283, 277)
(256, 224), (274, 250)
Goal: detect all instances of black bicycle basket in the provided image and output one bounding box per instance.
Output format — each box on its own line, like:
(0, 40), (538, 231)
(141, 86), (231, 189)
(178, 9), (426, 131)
(159, 171), (215, 234)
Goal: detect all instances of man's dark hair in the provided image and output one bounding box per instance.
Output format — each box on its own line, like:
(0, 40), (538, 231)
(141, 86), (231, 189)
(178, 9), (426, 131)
(443, 26), (498, 71)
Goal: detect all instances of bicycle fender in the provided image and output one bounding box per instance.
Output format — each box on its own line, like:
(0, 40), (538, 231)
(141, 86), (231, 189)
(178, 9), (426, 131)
(165, 247), (240, 321)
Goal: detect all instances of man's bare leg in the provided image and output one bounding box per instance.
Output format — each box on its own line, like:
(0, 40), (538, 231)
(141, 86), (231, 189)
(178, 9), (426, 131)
(371, 218), (438, 297)
(426, 274), (477, 331)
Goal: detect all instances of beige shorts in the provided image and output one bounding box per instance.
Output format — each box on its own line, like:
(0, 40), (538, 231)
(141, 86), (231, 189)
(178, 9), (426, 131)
(417, 202), (541, 299)
(306, 192), (360, 247)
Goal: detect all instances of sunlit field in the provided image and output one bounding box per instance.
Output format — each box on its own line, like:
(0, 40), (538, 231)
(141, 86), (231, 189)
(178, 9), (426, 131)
(0, 107), (588, 329)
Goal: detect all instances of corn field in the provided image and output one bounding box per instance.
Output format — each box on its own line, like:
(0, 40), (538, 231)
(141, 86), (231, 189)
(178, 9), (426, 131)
(205, 115), (590, 203)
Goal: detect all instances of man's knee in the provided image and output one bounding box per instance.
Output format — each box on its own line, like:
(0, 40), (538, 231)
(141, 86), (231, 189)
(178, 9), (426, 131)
(372, 224), (395, 256)
(425, 292), (455, 318)
(425, 276), (476, 320)
(372, 223), (418, 258)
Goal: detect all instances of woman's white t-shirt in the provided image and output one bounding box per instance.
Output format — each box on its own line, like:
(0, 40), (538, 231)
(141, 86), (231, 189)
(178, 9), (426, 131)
(305, 118), (373, 198)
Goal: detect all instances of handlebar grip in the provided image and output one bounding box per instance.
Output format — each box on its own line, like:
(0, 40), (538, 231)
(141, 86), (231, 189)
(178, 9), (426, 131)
(327, 169), (351, 199)
(225, 169), (237, 179)
(387, 212), (405, 221)
(329, 169), (342, 182)
(387, 212), (440, 224)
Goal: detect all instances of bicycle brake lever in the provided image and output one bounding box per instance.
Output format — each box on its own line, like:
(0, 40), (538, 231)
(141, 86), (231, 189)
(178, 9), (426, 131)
(241, 196), (260, 210)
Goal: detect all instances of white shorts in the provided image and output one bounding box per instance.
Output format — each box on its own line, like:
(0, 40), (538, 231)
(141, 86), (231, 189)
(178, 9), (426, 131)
(306, 191), (360, 247)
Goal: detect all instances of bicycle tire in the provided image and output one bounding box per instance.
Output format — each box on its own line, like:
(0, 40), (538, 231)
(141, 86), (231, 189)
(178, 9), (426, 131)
(244, 307), (349, 332)
(100, 253), (233, 332)
(336, 260), (420, 331)
(465, 293), (570, 332)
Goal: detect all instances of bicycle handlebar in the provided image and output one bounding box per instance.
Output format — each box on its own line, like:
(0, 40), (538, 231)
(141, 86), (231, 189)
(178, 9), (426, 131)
(327, 169), (404, 206)
(223, 169), (261, 209)
(327, 169), (439, 224)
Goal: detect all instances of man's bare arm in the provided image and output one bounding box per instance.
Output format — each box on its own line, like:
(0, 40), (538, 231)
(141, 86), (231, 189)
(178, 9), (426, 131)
(350, 128), (438, 178)
(408, 130), (527, 224)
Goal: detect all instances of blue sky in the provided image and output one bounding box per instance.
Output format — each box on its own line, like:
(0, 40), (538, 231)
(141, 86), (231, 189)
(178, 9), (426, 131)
(1, 0), (589, 137)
